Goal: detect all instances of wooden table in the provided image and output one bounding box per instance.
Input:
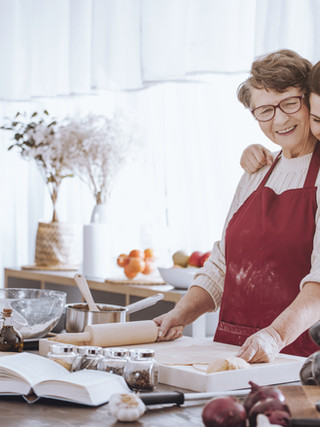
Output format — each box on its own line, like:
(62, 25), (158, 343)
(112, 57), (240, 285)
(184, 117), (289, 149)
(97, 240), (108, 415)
(1, 384), (320, 426)
(0, 383), (205, 427)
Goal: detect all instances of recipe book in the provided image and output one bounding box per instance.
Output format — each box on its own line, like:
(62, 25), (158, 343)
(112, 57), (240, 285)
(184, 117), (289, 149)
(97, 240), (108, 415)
(0, 352), (130, 406)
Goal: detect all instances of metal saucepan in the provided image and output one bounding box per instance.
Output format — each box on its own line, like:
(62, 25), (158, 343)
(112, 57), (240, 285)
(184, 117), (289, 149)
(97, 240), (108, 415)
(65, 293), (164, 332)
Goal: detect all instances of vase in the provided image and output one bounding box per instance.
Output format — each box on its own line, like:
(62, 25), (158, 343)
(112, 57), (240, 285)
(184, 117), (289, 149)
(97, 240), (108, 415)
(90, 203), (108, 224)
(23, 222), (80, 270)
(83, 204), (112, 278)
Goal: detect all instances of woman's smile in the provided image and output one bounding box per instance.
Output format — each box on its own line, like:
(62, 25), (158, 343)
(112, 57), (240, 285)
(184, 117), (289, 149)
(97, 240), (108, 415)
(276, 125), (296, 135)
(251, 87), (315, 158)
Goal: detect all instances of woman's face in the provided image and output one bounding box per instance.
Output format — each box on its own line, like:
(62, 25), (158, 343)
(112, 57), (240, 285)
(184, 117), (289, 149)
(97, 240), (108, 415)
(251, 87), (314, 158)
(309, 92), (320, 140)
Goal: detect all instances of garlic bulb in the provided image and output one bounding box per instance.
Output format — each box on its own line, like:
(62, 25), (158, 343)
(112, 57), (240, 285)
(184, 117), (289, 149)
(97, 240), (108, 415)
(109, 393), (145, 422)
(256, 414), (282, 427)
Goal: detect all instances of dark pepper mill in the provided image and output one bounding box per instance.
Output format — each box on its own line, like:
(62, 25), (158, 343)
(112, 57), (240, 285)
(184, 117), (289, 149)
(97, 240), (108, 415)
(0, 308), (23, 352)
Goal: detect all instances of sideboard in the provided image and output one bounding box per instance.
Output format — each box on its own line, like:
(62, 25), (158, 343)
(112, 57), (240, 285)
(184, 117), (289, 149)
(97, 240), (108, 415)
(4, 268), (211, 338)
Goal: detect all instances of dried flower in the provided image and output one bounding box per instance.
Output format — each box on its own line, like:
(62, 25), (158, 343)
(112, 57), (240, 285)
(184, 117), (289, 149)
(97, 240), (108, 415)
(1, 111), (76, 222)
(64, 111), (143, 205)
(2, 110), (143, 222)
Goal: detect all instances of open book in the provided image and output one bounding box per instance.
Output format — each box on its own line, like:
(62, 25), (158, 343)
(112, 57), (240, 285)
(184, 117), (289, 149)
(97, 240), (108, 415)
(0, 352), (130, 406)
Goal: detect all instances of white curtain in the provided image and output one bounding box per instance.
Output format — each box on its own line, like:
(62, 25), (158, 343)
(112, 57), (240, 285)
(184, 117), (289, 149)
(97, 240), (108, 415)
(0, 0), (319, 286)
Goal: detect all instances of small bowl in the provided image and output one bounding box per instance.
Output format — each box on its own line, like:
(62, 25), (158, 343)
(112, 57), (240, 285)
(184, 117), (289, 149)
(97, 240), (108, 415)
(0, 288), (66, 339)
(158, 267), (198, 289)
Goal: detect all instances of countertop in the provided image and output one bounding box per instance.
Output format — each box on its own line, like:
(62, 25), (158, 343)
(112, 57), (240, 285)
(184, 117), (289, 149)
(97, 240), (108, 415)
(3, 383), (320, 427)
(0, 382), (206, 427)
(2, 377), (320, 426)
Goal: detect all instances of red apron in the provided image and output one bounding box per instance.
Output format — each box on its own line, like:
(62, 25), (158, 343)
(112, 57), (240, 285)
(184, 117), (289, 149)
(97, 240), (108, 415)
(214, 142), (320, 357)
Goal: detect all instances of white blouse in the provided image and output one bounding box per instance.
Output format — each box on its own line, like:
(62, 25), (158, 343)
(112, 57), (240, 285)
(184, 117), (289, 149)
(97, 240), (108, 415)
(191, 151), (320, 311)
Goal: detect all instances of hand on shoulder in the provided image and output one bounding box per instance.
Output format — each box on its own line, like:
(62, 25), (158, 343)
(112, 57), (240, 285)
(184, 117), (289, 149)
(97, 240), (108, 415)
(240, 144), (273, 174)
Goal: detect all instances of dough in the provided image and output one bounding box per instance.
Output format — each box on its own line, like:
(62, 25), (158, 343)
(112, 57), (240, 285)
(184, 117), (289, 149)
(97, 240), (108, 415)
(194, 356), (251, 373)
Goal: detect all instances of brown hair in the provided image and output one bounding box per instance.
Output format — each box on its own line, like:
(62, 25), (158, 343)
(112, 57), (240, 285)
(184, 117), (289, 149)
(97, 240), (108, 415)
(308, 61), (320, 96)
(237, 49), (312, 108)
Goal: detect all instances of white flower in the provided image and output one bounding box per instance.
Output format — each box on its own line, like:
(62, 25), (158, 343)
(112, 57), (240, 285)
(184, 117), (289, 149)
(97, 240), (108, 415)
(3, 111), (75, 222)
(67, 111), (143, 204)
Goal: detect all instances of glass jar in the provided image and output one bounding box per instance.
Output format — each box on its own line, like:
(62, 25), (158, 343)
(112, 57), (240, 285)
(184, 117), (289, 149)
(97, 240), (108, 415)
(77, 346), (103, 370)
(123, 348), (158, 391)
(98, 347), (128, 375)
(0, 308), (23, 352)
(47, 344), (77, 372)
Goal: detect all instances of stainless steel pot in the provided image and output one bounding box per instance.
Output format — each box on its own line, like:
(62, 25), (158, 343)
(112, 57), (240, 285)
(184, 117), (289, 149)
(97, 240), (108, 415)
(66, 293), (163, 332)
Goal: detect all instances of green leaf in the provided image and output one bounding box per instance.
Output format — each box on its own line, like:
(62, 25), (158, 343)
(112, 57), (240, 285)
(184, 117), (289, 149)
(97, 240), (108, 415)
(31, 112), (38, 118)
(15, 112), (20, 118)
(44, 110), (49, 115)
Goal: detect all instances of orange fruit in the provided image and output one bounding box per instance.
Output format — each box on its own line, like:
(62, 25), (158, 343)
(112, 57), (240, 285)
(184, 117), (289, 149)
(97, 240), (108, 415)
(117, 253), (128, 268)
(124, 265), (138, 279)
(129, 249), (144, 259)
(142, 259), (156, 275)
(127, 257), (145, 274)
(144, 248), (156, 259)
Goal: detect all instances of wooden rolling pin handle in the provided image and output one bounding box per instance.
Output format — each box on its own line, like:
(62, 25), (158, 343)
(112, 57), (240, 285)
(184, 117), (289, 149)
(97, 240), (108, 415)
(53, 320), (158, 347)
(53, 331), (91, 345)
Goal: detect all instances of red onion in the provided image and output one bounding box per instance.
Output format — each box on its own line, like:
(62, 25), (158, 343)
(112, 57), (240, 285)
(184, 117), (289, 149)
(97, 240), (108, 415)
(202, 396), (246, 427)
(243, 381), (286, 414)
(248, 398), (291, 427)
(268, 410), (291, 426)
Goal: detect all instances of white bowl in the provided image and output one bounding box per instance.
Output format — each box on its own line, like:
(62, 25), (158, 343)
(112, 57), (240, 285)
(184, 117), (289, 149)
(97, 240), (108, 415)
(158, 267), (197, 289)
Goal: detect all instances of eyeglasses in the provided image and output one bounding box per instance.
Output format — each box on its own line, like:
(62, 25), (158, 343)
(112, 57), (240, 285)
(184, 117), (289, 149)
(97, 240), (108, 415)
(251, 95), (305, 122)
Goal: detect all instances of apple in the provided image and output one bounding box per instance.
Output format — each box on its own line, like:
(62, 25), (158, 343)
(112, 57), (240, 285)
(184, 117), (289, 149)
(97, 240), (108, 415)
(199, 251), (211, 267)
(188, 251), (203, 267)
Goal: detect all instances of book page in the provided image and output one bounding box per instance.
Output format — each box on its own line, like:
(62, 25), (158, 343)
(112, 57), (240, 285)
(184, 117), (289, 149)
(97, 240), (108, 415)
(34, 370), (130, 406)
(0, 353), (69, 394)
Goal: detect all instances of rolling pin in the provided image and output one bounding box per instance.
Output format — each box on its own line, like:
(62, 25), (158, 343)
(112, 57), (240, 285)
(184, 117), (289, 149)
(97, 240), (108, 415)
(53, 320), (159, 347)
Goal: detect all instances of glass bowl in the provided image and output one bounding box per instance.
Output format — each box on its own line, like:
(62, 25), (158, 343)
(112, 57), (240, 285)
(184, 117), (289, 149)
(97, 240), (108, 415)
(0, 288), (66, 339)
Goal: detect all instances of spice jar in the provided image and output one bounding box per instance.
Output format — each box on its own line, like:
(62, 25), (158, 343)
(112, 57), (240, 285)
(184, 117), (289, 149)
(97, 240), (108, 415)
(123, 348), (158, 391)
(47, 344), (77, 371)
(98, 347), (128, 375)
(0, 308), (23, 352)
(78, 346), (103, 370)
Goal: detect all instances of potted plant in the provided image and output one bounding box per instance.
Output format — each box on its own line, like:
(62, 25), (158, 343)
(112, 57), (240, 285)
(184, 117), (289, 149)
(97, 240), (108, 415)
(2, 111), (79, 269)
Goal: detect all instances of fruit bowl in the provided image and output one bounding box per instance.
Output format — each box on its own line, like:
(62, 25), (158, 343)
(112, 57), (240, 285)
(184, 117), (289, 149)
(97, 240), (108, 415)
(158, 267), (197, 289)
(0, 288), (66, 340)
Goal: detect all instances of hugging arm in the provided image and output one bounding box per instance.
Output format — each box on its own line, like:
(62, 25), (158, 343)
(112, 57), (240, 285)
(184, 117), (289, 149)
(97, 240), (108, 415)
(240, 144), (273, 173)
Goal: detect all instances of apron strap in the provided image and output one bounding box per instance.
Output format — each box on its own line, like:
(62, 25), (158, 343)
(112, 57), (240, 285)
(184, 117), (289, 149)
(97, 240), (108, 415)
(304, 140), (320, 188)
(258, 151), (282, 189)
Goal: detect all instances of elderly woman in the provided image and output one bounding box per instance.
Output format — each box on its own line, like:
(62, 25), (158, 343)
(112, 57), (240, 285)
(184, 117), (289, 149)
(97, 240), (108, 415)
(154, 49), (320, 363)
(241, 59), (320, 170)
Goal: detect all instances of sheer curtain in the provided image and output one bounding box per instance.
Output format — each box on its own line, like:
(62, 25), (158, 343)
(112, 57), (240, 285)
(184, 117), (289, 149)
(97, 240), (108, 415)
(0, 0), (319, 287)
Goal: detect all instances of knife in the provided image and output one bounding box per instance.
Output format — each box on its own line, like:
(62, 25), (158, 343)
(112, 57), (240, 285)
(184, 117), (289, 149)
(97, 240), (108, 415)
(289, 420), (320, 426)
(139, 389), (249, 406)
(139, 392), (320, 426)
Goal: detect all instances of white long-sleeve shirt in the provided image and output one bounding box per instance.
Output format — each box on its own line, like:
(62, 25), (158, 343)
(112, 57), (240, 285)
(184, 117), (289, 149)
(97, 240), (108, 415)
(191, 151), (320, 311)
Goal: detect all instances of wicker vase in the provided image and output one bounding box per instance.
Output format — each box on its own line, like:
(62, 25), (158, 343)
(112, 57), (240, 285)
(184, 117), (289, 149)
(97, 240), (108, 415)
(32, 222), (79, 270)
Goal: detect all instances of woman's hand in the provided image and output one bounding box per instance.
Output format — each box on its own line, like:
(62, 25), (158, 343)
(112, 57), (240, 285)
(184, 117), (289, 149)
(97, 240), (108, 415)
(153, 311), (184, 341)
(237, 326), (284, 363)
(153, 286), (215, 341)
(240, 144), (273, 174)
